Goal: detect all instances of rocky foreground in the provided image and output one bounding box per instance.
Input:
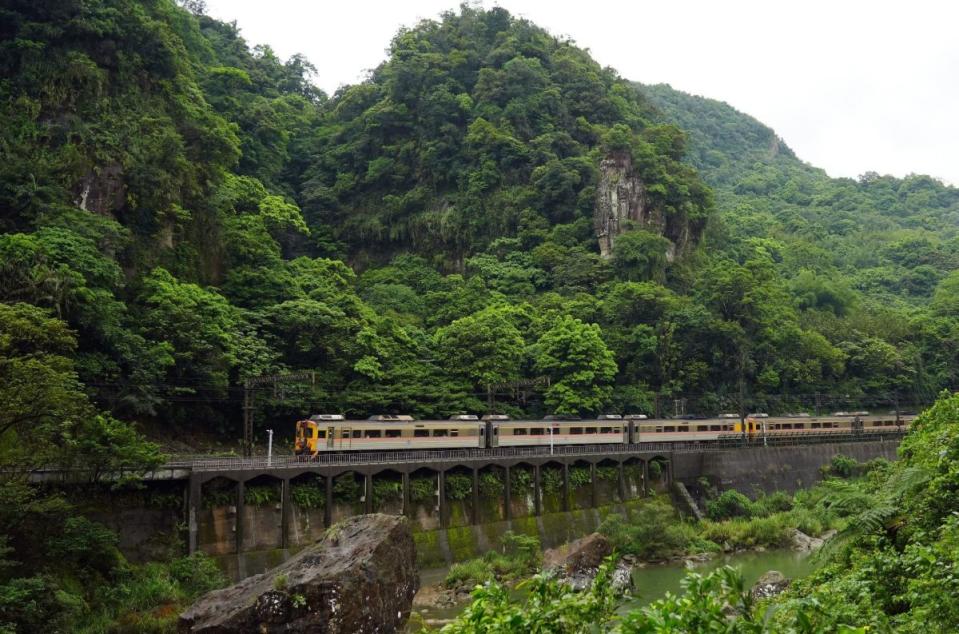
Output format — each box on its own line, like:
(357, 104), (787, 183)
(179, 514), (417, 633)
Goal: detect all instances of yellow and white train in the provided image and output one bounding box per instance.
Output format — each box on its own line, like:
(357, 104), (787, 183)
(293, 412), (911, 457)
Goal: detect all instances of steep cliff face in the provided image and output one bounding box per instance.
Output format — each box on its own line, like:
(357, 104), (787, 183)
(594, 151), (694, 260)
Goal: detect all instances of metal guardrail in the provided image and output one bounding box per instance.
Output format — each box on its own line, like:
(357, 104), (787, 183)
(170, 429), (906, 473)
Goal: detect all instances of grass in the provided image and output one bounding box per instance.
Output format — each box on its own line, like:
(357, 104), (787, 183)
(445, 532), (542, 589)
(72, 553), (225, 633)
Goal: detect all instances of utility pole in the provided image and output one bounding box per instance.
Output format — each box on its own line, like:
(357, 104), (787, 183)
(242, 371), (316, 457)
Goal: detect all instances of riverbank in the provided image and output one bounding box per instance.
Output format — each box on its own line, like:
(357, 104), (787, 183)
(411, 456), (883, 627)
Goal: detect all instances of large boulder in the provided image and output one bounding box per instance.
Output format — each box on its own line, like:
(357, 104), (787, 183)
(790, 528), (836, 552)
(179, 514), (417, 633)
(544, 532), (613, 577)
(544, 533), (631, 592)
(751, 570), (790, 598)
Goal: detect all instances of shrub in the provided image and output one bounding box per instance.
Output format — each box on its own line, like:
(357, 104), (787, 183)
(244, 485), (279, 506)
(705, 490), (755, 521)
(409, 477), (436, 503)
(500, 531), (541, 569)
(478, 471), (504, 498)
(445, 474), (473, 501)
(541, 467), (563, 493)
(569, 467), (592, 489)
(167, 553), (225, 598)
(372, 479), (402, 505)
(753, 491), (794, 516)
(826, 454), (859, 478)
(332, 475), (360, 502)
(509, 468), (533, 494)
(290, 482), (324, 509)
(599, 497), (691, 559)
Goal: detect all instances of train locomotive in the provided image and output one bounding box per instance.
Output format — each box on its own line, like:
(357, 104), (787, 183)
(293, 411), (911, 457)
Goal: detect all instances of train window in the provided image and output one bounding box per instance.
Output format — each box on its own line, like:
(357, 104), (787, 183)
(414, 429), (428, 438)
(697, 425), (707, 431)
(364, 430), (382, 438)
(585, 427), (597, 434)
(655, 427), (663, 433)
(317, 431), (326, 439)
(570, 427), (583, 435)
(709, 425), (719, 432)
(795, 423), (806, 429)
(450, 429), (459, 436)
(353, 430), (363, 438)
(812, 423), (820, 429)
(600, 427), (612, 434)
(782, 424), (791, 430)
(514, 428), (527, 436)
(341, 430), (350, 439)
(530, 428), (544, 435)
(663, 426), (675, 432)
(433, 429), (448, 437)
(873, 421), (882, 427)
(385, 429), (401, 438)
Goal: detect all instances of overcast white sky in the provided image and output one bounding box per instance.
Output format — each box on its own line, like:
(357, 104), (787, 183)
(203, 0), (958, 185)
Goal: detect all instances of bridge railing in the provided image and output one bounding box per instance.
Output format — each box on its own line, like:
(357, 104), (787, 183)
(171, 428), (906, 473)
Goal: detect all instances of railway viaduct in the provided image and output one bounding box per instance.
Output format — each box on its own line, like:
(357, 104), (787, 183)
(128, 431), (904, 557)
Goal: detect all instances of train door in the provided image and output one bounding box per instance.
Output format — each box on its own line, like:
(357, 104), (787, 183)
(341, 427), (352, 449)
(326, 427), (335, 449)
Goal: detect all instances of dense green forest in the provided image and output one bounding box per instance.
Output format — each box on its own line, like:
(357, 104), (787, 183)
(1, 1), (959, 631)
(4, 1), (957, 442)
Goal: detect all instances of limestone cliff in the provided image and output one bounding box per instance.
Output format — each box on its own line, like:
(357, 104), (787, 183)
(593, 151), (694, 260)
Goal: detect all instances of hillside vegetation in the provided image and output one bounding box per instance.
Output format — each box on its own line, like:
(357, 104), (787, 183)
(1, 2), (959, 631)
(4, 2), (957, 439)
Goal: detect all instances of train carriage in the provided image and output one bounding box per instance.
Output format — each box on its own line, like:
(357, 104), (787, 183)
(295, 414), (485, 456)
(490, 416), (627, 448)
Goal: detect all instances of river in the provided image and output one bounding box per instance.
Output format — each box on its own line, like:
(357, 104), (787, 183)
(412, 548), (816, 626)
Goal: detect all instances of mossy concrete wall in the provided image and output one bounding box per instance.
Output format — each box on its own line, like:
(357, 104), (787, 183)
(412, 499), (647, 569)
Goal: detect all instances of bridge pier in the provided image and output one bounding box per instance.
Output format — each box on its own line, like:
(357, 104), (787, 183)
(402, 472), (411, 517)
(188, 475), (201, 554)
(324, 475), (333, 527)
(280, 478), (291, 549)
(471, 468), (479, 524)
(235, 480), (245, 554)
(504, 466), (511, 521)
(590, 462), (597, 508)
(364, 473), (373, 514)
(618, 461), (626, 501)
(642, 461), (650, 496)
(437, 469), (447, 528)
(562, 462), (570, 511)
(533, 464), (542, 516)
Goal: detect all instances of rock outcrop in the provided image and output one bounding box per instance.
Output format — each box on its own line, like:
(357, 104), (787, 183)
(545, 532), (613, 577)
(594, 152), (649, 258)
(179, 514), (418, 633)
(544, 533), (631, 592)
(593, 151), (694, 259)
(790, 528), (836, 552)
(751, 570), (790, 598)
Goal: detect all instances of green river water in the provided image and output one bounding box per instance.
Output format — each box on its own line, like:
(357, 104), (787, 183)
(413, 548), (817, 625)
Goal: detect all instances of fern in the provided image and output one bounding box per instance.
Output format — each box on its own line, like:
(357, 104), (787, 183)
(818, 465), (930, 559)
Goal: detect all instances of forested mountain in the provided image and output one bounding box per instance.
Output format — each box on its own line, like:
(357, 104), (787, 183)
(643, 83), (959, 307)
(4, 3), (959, 630)
(2, 0), (958, 452)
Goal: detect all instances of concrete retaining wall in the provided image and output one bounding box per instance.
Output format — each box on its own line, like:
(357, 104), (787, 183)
(678, 440), (900, 495)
